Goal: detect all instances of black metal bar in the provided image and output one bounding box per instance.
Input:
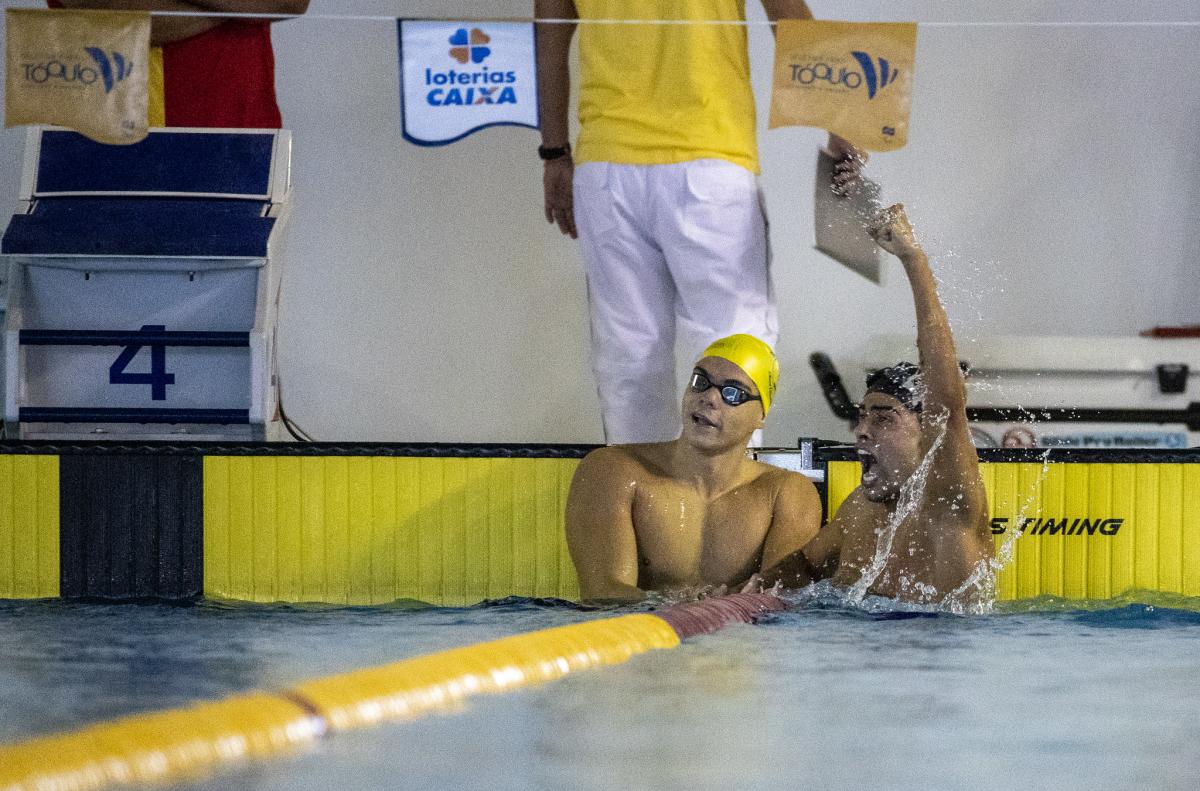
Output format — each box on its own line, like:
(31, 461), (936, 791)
(808, 351), (1200, 431)
(815, 444), (1200, 464)
(20, 408), (250, 424)
(0, 439), (1193, 462)
(0, 440), (602, 457)
(967, 405), (1200, 432)
(19, 330), (250, 347)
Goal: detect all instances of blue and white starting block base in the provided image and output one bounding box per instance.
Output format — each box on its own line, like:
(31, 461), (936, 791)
(0, 127), (292, 441)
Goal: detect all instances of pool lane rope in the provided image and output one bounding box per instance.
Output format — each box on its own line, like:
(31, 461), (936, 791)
(0, 593), (785, 791)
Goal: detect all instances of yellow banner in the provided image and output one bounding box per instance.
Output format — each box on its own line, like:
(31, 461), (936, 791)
(769, 20), (917, 152)
(5, 9), (150, 145)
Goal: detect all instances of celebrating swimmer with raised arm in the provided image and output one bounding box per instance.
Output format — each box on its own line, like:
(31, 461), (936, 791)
(762, 204), (993, 603)
(565, 335), (823, 604)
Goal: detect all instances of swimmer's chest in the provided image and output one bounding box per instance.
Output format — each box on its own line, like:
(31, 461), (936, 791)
(631, 479), (773, 584)
(832, 504), (987, 594)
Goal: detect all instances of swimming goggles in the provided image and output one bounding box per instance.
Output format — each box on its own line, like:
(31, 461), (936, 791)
(689, 369), (761, 408)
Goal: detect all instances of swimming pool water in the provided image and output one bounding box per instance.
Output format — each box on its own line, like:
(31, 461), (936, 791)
(2, 593), (1199, 791)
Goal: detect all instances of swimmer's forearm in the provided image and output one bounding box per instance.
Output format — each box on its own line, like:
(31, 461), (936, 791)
(759, 549), (818, 589)
(902, 249), (968, 415)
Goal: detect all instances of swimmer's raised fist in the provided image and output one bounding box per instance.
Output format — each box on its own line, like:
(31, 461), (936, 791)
(868, 203), (922, 260)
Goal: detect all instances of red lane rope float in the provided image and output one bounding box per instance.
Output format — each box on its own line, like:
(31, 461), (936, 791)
(657, 592), (788, 638)
(0, 595), (786, 791)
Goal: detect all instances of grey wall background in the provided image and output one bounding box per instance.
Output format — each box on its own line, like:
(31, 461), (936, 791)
(2, 0), (1198, 444)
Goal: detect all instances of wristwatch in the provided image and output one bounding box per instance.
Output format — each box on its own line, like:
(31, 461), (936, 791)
(538, 143), (572, 161)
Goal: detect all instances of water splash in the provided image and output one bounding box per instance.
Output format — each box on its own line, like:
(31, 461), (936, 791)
(845, 410), (949, 604)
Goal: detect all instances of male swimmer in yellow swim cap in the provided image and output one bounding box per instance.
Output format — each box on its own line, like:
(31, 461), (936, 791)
(565, 333), (821, 603)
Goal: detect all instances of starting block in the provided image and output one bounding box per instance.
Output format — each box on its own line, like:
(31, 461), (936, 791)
(0, 127), (292, 440)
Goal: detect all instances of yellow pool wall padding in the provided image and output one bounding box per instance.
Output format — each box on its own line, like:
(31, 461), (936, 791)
(826, 461), (1200, 599)
(203, 456), (581, 605)
(2, 452), (1199, 605)
(207, 455), (1200, 605)
(0, 455), (59, 598)
(0, 613), (679, 791)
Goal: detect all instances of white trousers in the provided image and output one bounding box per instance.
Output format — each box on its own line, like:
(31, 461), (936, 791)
(574, 159), (778, 444)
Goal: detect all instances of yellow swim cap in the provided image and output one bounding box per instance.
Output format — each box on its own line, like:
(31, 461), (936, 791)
(700, 334), (780, 415)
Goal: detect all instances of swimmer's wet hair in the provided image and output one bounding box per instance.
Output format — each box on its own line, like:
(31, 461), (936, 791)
(865, 362), (923, 412)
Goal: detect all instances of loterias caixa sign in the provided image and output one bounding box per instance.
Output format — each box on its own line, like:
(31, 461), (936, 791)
(397, 20), (539, 146)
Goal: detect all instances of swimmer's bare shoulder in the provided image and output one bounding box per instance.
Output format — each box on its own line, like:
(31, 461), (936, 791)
(752, 462), (823, 571)
(564, 443), (663, 603)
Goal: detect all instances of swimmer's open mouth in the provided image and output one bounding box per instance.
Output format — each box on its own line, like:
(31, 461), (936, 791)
(691, 412), (718, 429)
(859, 450), (879, 485)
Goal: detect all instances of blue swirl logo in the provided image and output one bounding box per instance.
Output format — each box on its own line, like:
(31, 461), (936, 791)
(21, 47), (132, 93)
(850, 51), (899, 99)
(789, 51), (900, 100)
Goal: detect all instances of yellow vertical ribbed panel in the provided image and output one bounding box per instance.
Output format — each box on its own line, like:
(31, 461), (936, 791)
(393, 458), (419, 600)
(462, 460), (489, 600)
(1013, 462), (1047, 599)
(275, 457), (303, 601)
(417, 458), (442, 603)
(1133, 464), (1157, 590)
(1183, 465), (1200, 594)
(1060, 466), (1087, 598)
(369, 457), (398, 604)
(487, 459), (515, 598)
(826, 461), (860, 518)
(228, 457), (256, 600)
(347, 457), (375, 604)
(1158, 464), (1183, 592)
(1040, 464), (1065, 596)
(1104, 463), (1132, 595)
(300, 457), (328, 599)
(203, 456), (581, 606)
(825, 461), (1200, 600)
(1087, 464), (1113, 599)
(0, 455), (59, 598)
(511, 461), (537, 596)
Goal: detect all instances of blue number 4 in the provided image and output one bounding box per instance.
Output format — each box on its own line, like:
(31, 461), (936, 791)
(109, 325), (176, 401)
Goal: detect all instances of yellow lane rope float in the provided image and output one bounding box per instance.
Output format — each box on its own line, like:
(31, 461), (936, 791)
(0, 594), (783, 791)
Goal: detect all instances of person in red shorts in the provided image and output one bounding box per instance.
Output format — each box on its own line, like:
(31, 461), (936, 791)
(48, 1), (308, 128)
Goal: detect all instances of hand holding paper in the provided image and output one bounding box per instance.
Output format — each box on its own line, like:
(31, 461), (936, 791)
(813, 149), (883, 283)
(828, 132), (868, 196)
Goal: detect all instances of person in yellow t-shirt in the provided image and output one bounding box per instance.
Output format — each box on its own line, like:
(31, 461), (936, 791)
(536, 0), (865, 444)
